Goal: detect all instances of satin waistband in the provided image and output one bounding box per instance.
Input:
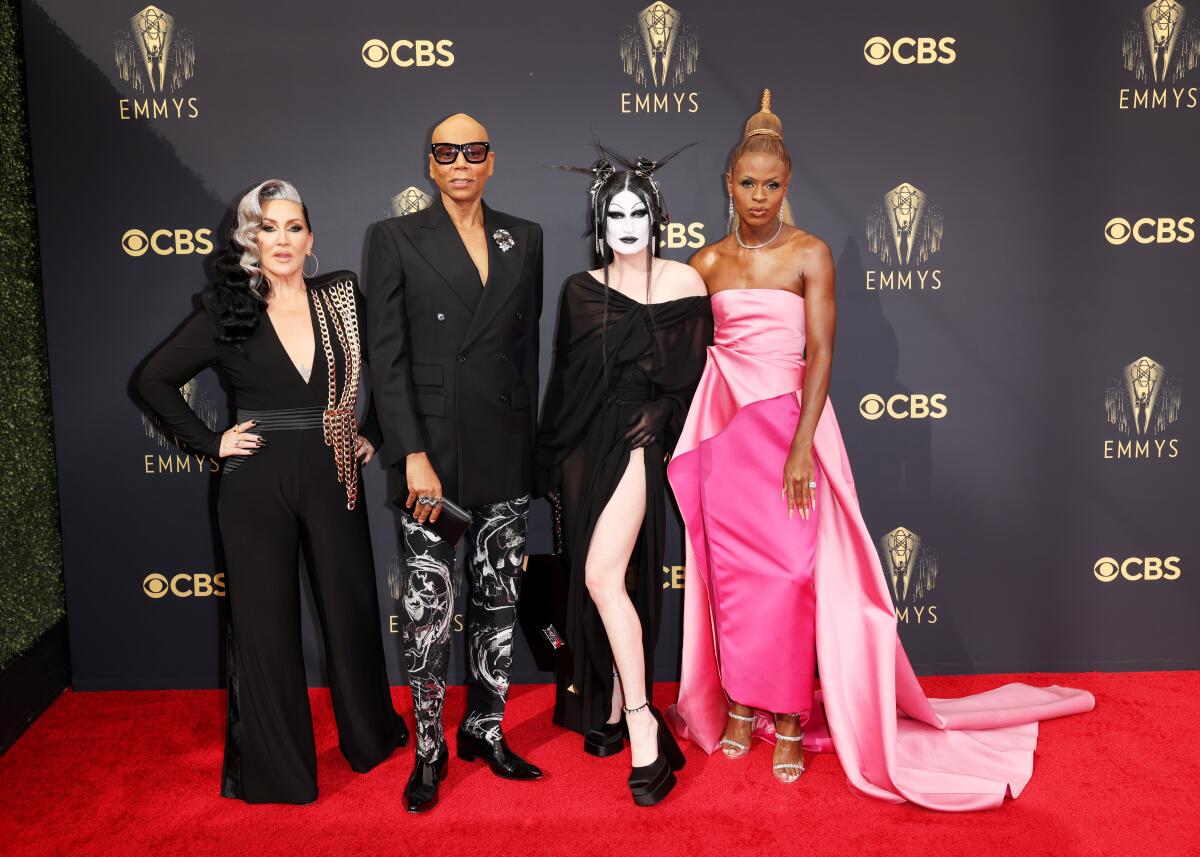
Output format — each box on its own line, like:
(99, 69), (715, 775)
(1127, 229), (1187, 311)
(236, 407), (325, 431)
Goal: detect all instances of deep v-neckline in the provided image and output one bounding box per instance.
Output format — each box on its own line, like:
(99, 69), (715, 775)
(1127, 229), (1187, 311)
(452, 220), (492, 289)
(264, 296), (317, 386)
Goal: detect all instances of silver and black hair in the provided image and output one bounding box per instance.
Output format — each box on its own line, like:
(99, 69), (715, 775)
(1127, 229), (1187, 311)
(204, 179), (311, 346)
(232, 178), (309, 297)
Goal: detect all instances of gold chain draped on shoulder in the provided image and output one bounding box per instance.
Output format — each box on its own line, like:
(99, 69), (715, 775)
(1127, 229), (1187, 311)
(311, 278), (363, 510)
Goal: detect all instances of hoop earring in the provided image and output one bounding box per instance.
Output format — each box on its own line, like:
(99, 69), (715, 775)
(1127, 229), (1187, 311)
(304, 252), (319, 277)
(728, 195), (734, 220)
(650, 234), (657, 255)
(779, 207), (785, 223)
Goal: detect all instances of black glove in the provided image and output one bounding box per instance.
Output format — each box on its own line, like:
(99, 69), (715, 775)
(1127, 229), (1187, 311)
(624, 399), (672, 449)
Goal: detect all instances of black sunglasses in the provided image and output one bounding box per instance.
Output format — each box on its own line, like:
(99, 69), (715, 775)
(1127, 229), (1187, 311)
(430, 141), (490, 164)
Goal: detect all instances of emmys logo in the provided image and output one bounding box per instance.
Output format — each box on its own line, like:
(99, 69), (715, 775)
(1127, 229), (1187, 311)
(391, 187), (433, 218)
(1103, 356), (1182, 459)
(114, 6), (199, 119)
(385, 553), (464, 634)
(619, 2), (701, 113)
(879, 527), (939, 624)
(142, 377), (220, 473)
(388, 614), (465, 634)
(1093, 556), (1181, 582)
(1119, 1), (1200, 109)
(865, 182), (944, 291)
(143, 572), (225, 599)
(859, 393), (948, 421)
(361, 39), (454, 68)
(863, 36), (957, 65)
(122, 228), (213, 257)
(1103, 216), (1196, 244)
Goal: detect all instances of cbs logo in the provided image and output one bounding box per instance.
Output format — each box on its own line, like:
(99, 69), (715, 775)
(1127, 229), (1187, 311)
(143, 572), (226, 599)
(1103, 217), (1195, 245)
(659, 222), (705, 249)
(362, 39), (455, 68)
(864, 36), (956, 65)
(122, 228), (214, 257)
(859, 393), (948, 420)
(1093, 557), (1181, 582)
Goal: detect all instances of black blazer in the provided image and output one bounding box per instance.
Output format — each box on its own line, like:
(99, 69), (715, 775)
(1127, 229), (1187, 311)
(365, 197), (542, 507)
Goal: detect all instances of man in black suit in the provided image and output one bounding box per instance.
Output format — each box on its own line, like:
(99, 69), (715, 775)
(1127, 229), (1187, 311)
(366, 113), (543, 813)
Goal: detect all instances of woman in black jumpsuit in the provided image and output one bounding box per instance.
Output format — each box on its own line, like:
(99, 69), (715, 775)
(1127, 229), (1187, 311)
(138, 180), (406, 804)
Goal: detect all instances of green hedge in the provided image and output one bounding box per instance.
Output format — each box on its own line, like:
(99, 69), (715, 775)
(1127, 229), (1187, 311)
(0, 0), (65, 669)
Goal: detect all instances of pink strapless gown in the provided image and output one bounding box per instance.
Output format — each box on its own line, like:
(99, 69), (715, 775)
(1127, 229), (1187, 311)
(666, 289), (1095, 811)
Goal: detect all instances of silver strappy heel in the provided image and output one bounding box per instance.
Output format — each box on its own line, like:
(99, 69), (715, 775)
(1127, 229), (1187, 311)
(720, 709), (755, 758)
(772, 719), (806, 783)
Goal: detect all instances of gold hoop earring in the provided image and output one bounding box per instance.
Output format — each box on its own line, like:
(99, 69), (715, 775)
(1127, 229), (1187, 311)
(304, 252), (319, 277)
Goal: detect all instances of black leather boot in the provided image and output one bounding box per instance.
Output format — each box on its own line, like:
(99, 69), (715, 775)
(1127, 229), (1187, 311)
(456, 728), (543, 780)
(404, 743), (449, 813)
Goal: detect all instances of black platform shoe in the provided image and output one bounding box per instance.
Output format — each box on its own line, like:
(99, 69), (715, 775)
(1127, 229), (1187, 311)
(625, 704), (686, 807)
(456, 728), (543, 780)
(404, 743), (449, 814)
(584, 720), (628, 758)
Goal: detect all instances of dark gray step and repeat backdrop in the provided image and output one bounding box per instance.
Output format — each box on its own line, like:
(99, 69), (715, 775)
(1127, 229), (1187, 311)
(20, 1), (1197, 690)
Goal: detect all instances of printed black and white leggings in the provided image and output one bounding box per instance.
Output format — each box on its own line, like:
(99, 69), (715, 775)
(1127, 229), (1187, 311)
(400, 495), (529, 760)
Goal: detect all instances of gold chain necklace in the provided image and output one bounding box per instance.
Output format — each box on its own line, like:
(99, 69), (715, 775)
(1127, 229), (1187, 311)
(312, 279), (363, 510)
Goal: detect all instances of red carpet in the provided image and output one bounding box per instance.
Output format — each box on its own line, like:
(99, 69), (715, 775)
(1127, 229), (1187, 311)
(0, 672), (1196, 857)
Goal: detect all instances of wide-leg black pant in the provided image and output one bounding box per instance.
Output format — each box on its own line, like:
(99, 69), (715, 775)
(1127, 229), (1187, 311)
(400, 495), (529, 760)
(217, 419), (405, 804)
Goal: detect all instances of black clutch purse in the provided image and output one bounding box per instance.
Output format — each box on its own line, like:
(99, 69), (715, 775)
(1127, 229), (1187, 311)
(419, 497), (472, 546)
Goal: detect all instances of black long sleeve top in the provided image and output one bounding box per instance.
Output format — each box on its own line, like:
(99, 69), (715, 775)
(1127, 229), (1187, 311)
(137, 271), (381, 460)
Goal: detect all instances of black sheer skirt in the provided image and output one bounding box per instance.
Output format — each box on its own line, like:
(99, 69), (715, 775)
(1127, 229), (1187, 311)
(534, 272), (711, 736)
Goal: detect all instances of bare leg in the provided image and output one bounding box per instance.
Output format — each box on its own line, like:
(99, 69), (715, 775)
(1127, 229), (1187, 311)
(584, 448), (659, 767)
(608, 669), (624, 725)
(772, 712), (805, 783)
(720, 701), (755, 758)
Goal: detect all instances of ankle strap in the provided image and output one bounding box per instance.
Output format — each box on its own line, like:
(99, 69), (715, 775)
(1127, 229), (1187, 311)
(727, 710), (755, 723)
(623, 701), (650, 716)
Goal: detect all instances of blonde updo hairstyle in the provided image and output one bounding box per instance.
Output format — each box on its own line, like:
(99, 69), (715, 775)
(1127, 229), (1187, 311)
(727, 88), (794, 231)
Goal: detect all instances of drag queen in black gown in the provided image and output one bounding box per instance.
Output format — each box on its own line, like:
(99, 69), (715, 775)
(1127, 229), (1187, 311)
(138, 180), (406, 804)
(535, 147), (711, 805)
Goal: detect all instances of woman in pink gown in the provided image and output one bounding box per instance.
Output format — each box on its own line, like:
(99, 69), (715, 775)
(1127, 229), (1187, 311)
(666, 90), (1094, 808)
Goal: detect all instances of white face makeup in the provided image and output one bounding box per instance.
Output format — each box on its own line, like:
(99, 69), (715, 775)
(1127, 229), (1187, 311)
(605, 188), (651, 256)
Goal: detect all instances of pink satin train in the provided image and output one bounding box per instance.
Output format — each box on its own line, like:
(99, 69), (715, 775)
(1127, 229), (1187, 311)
(666, 288), (1095, 811)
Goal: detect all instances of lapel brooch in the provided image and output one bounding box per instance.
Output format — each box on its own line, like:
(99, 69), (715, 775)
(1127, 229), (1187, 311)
(492, 228), (515, 253)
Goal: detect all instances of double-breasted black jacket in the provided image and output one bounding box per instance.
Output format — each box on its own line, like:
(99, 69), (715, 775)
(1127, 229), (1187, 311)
(365, 197), (542, 507)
